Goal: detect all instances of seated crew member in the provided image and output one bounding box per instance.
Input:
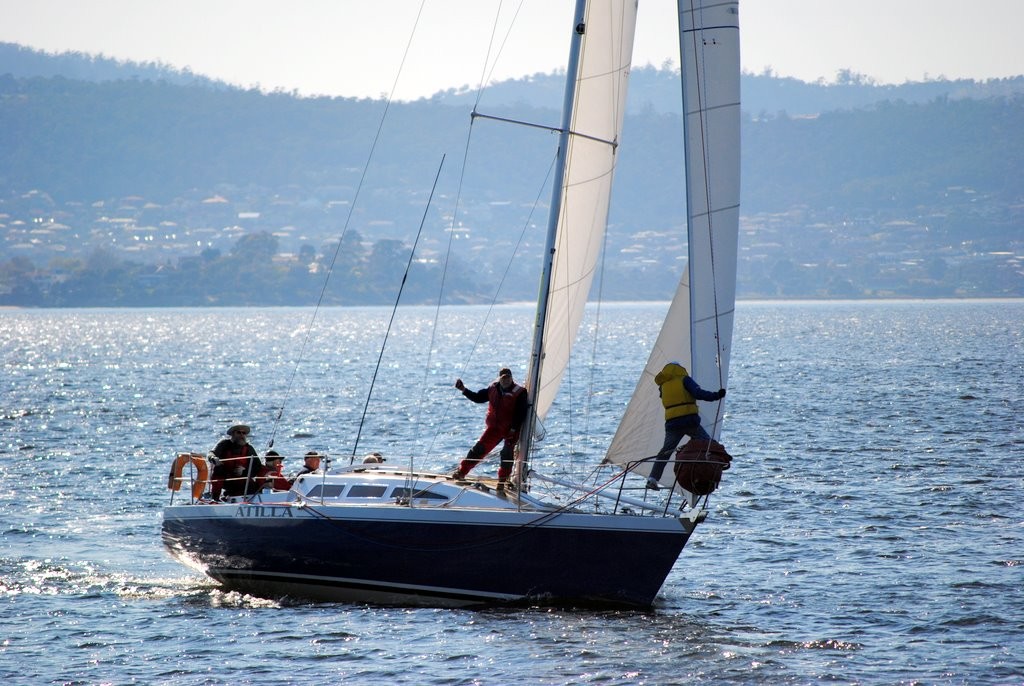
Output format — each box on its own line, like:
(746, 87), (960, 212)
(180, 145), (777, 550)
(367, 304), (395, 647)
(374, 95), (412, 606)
(288, 450), (324, 486)
(362, 452), (385, 464)
(257, 450), (291, 491)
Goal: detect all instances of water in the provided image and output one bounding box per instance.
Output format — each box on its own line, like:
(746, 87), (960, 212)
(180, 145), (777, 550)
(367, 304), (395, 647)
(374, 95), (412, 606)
(2, 301), (1022, 684)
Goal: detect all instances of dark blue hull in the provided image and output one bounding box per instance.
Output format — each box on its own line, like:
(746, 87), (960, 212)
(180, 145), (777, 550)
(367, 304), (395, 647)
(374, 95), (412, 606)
(162, 503), (696, 608)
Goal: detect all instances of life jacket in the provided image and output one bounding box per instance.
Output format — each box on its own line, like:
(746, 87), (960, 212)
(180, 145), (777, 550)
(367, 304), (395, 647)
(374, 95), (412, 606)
(226, 445), (250, 458)
(218, 442), (255, 471)
(484, 382), (525, 431)
(655, 362), (698, 420)
(258, 464), (291, 491)
(214, 441), (258, 496)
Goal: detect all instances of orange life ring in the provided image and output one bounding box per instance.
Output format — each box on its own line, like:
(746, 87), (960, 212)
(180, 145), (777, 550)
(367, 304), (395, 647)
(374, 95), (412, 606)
(167, 453), (209, 501)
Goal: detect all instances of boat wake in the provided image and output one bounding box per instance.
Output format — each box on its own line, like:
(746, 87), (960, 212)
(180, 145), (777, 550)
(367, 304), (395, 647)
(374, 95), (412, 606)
(0, 556), (222, 602)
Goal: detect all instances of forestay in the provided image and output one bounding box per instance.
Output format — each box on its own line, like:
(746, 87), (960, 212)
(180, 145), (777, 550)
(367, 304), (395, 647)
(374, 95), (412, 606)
(604, 0), (741, 477)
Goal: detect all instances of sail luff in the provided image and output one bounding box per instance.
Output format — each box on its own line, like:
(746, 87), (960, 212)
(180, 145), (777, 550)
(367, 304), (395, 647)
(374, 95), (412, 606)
(604, 0), (740, 473)
(532, 0), (639, 426)
(520, 0), (589, 465)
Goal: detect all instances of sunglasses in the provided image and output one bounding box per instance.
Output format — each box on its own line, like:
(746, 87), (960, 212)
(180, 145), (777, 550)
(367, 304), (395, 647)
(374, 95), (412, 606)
(233, 430), (249, 435)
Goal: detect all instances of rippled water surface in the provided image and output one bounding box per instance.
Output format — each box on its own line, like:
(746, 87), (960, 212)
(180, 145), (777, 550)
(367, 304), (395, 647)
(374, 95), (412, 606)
(2, 301), (1021, 684)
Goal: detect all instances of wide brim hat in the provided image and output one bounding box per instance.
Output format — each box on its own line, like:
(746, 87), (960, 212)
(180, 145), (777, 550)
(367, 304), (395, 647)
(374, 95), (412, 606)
(227, 423), (251, 435)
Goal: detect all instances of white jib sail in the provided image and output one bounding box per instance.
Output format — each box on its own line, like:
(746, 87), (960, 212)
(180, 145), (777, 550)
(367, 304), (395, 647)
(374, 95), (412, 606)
(533, 0), (639, 423)
(604, 0), (740, 481)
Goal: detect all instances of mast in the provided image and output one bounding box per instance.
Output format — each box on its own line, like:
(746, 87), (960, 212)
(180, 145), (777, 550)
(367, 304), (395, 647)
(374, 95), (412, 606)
(519, 0), (589, 478)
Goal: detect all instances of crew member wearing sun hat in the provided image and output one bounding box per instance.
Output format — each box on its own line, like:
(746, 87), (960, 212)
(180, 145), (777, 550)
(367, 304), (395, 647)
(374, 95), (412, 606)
(209, 422), (261, 499)
(452, 367), (528, 488)
(257, 450), (291, 491)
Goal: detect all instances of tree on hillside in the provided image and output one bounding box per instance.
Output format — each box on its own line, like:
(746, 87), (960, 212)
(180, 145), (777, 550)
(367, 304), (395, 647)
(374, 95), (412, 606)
(231, 231), (279, 265)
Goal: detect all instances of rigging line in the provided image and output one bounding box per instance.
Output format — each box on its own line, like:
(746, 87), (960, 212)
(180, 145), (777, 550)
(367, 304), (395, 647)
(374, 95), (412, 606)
(426, 148), (560, 464)
(696, 8), (725, 383)
(265, 0), (432, 449)
(546, 2), (630, 468)
(415, 1), (520, 469)
(696, 8), (735, 441)
(581, 200), (613, 464)
(683, 0), (726, 410)
(471, 111), (618, 148)
(552, 466), (655, 514)
(471, 0), (530, 111)
(417, 117), (477, 472)
(471, 1), (505, 109)
(350, 155), (447, 465)
(413, 0), (533, 475)
(436, 157), (559, 481)
(418, 110), (557, 477)
(417, 111), (481, 472)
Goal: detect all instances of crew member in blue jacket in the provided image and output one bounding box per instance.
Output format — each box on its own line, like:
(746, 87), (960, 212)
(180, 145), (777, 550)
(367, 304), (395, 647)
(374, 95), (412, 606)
(647, 362), (725, 489)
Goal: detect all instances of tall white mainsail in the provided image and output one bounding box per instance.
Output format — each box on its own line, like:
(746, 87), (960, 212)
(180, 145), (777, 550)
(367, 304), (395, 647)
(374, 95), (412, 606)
(530, 0), (638, 424)
(604, 0), (740, 479)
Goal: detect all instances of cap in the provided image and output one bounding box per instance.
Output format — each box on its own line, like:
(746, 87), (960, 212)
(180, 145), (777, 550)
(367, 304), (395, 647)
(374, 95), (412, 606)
(498, 367), (512, 378)
(265, 450), (283, 461)
(227, 423), (251, 435)
(304, 451), (322, 460)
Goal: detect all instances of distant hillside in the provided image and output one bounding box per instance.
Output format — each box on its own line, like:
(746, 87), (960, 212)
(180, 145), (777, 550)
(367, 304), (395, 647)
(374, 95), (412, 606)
(0, 42), (227, 89)
(1, 70), (1020, 212)
(426, 66), (1024, 116)
(5, 41), (1024, 116)
(0, 43), (1021, 303)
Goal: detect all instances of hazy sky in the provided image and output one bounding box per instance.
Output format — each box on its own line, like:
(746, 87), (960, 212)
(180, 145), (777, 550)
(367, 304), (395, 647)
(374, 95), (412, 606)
(2, 0), (1022, 100)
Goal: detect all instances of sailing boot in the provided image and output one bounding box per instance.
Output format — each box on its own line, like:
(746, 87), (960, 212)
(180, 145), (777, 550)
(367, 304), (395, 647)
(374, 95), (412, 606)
(451, 449), (483, 481)
(496, 466), (511, 494)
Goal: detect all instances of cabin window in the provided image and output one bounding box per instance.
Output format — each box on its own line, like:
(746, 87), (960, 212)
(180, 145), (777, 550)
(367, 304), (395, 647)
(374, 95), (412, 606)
(306, 484), (346, 498)
(390, 487), (448, 501)
(347, 485), (388, 498)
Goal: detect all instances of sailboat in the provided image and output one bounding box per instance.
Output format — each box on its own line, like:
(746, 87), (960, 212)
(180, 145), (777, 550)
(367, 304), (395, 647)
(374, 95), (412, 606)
(162, 0), (740, 608)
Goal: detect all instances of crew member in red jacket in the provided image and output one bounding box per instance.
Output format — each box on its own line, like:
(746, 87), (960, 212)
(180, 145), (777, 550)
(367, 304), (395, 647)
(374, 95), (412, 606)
(452, 367), (528, 488)
(257, 450), (291, 491)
